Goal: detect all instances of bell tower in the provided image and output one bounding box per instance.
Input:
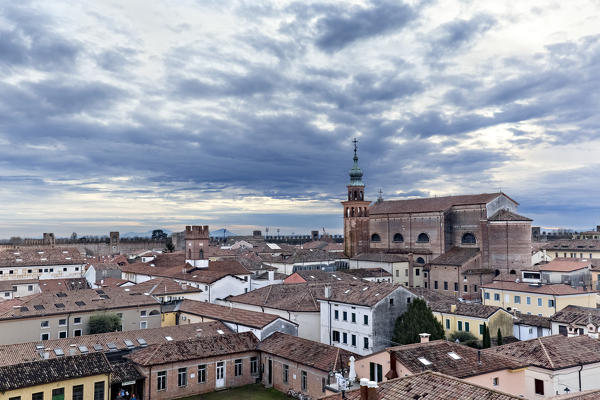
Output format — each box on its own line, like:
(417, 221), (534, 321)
(342, 139), (371, 257)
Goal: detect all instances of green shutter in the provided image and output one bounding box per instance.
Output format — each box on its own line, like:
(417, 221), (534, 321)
(370, 362), (375, 381)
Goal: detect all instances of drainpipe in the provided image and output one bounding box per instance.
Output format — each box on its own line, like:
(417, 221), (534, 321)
(329, 300), (332, 345)
(148, 365), (152, 400)
(578, 363), (583, 392)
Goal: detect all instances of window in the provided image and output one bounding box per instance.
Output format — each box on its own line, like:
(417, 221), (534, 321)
(93, 382), (104, 400)
(492, 377), (499, 386)
(140, 321), (148, 329)
(301, 370), (308, 391)
(548, 299), (555, 308)
(73, 317), (81, 324)
(283, 364), (289, 384)
(235, 359), (242, 376)
(484, 292), (490, 300)
(393, 233), (403, 242)
(460, 232), (476, 245)
(157, 371), (167, 391)
(389, 298), (394, 306)
(41, 320), (49, 328)
(351, 313), (356, 323)
(395, 270), (399, 277)
(415, 269), (420, 276)
(453, 282), (458, 292)
(465, 322), (470, 332)
(28, 285), (33, 291)
(526, 296), (531, 305)
(351, 334), (357, 347)
(514, 296), (521, 304)
(464, 285), (468, 293)
(364, 315), (369, 325)
(494, 293), (500, 301)
(41, 333), (49, 340)
(250, 357), (258, 374)
(417, 233), (429, 243)
(364, 337), (369, 349)
(73, 329), (82, 337)
(444, 281), (448, 290)
(458, 321), (463, 331)
(59, 331), (67, 339)
(369, 362), (383, 382)
(51, 388), (64, 400)
(9, 396), (21, 400)
(59, 318), (66, 326)
(178, 367), (187, 387)
(343, 311), (347, 321)
(534, 379), (544, 395)
(198, 364), (206, 383)
(479, 324), (485, 335)
(416, 257), (425, 264)
(140, 310), (147, 317)
(371, 233), (381, 242)
(537, 298), (542, 307)
(446, 319), (450, 329)
(334, 310), (339, 320)
(434, 281), (438, 290)
(332, 330), (340, 342)
(343, 332), (347, 344)
(32, 394), (43, 400)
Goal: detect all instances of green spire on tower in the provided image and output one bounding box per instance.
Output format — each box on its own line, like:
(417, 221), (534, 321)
(349, 138), (364, 186)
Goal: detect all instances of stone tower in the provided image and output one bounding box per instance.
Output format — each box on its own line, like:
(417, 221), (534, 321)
(185, 225), (209, 268)
(43, 233), (55, 248)
(109, 232), (120, 255)
(342, 139), (371, 258)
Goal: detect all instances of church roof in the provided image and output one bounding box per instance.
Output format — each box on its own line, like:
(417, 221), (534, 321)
(429, 247), (480, 266)
(369, 193), (513, 215)
(488, 209), (532, 222)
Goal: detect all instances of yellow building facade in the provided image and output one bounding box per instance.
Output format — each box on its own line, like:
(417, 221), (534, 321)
(432, 304), (513, 340)
(481, 282), (596, 317)
(0, 375), (109, 400)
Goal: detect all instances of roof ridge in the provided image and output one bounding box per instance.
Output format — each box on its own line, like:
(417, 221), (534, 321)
(144, 342), (164, 365)
(263, 285), (273, 305)
(538, 337), (554, 369)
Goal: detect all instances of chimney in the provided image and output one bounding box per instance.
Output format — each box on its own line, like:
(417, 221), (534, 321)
(359, 378), (369, 400)
(367, 381), (378, 400)
(324, 285), (331, 299)
(477, 350), (481, 365)
(268, 270), (274, 281)
(450, 304), (457, 313)
(419, 333), (430, 343)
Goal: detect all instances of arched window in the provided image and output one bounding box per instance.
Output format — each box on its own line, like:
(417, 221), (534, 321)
(417, 233), (429, 243)
(461, 233), (476, 245)
(371, 233), (381, 242)
(510, 269), (516, 275)
(149, 310), (160, 315)
(393, 233), (404, 243)
(416, 257), (425, 264)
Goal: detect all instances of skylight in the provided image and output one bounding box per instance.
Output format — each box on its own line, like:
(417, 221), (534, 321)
(33, 305), (45, 310)
(344, 289), (351, 294)
(448, 352), (461, 360)
(93, 344), (103, 351)
(165, 336), (173, 341)
(137, 338), (148, 346)
(362, 287), (368, 291)
(124, 339), (135, 349)
(78, 345), (89, 353)
(217, 329), (225, 335)
(54, 348), (64, 356)
(418, 357), (431, 366)
(107, 342), (117, 350)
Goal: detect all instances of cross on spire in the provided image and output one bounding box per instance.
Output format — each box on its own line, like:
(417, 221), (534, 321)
(352, 138), (358, 158)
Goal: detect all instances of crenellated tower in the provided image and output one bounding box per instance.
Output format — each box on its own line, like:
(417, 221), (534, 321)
(342, 139), (371, 257)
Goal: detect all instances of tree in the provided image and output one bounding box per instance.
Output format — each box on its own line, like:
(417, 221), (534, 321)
(152, 229), (167, 240)
(392, 298), (445, 345)
(482, 323), (491, 349)
(496, 328), (503, 346)
(449, 331), (480, 348)
(70, 232), (78, 241)
(164, 238), (175, 253)
(87, 313), (121, 334)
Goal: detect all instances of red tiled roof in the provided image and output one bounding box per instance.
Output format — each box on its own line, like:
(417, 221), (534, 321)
(315, 282), (403, 307)
(122, 260), (251, 284)
(343, 268), (392, 279)
(128, 278), (203, 295)
(488, 209), (532, 222)
(482, 280), (595, 295)
(429, 247), (480, 266)
(258, 332), (358, 372)
(369, 193), (512, 215)
(539, 258), (591, 272)
(38, 278), (89, 292)
(227, 283), (321, 312)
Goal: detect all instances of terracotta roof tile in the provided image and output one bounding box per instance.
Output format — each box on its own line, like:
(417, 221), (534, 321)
(343, 268), (392, 279)
(110, 360), (144, 383)
(488, 209), (532, 221)
(482, 280), (595, 295)
(369, 193), (510, 215)
(127, 331), (258, 366)
(390, 340), (526, 378)
(283, 270), (358, 284)
(178, 299), (293, 329)
(227, 283), (322, 312)
(0, 352), (111, 391)
(0, 321), (230, 366)
(128, 277), (203, 295)
(513, 312), (552, 328)
(429, 247), (480, 266)
(544, 240), (600, 251)
(0, 247), (84, 267)
(121, 259), (251, 284)
(539, 258), (592, 272)
(258, 332), (358, 372)
(323, 371), (520, 400)
(38, 278), (89, 292)
(485, 335), (600, 370)
(431, 302), (506, 319)
(315, 282), (404, 307)
(551, 305), (600, 326)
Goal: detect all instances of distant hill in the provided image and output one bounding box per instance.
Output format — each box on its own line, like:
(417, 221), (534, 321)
(210, 228), (238, 238)
(121, 229), (173, 238)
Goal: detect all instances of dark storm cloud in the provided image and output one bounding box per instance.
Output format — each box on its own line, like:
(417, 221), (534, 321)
(313, 1), (416, 52)
(428, 14), (496, 56)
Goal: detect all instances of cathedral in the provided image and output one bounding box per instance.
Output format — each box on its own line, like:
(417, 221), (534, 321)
(342, 140), (533, 300)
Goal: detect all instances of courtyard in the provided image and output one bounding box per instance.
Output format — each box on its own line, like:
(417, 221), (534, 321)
(176, 384), (289, 400)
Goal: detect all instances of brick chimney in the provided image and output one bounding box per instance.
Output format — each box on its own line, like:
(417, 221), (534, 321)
(367, 381), (378, 400)
(419, 333), (430, 343)
(450, 304), (457, 313)
(359, 378), (369, 399)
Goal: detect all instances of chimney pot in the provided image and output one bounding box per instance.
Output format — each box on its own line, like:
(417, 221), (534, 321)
(419, 333), (430, 343)
(367, 381), (378, 400)
(360, 378), (369, 400)
(450, 304), (457, 313)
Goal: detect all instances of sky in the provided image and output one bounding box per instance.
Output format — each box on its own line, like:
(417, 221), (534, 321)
(1, 0), (599, 238)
